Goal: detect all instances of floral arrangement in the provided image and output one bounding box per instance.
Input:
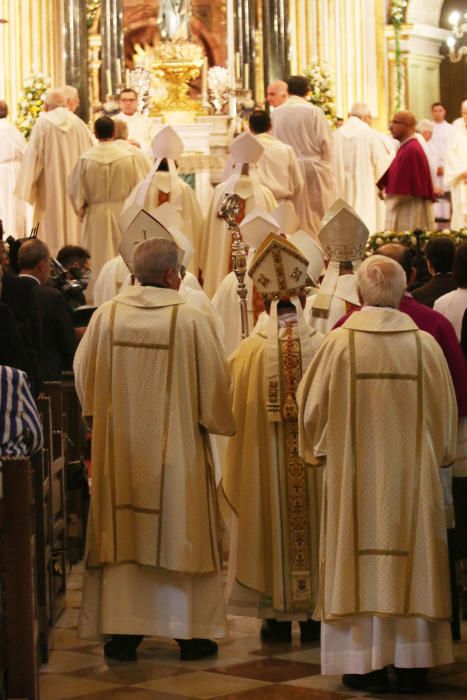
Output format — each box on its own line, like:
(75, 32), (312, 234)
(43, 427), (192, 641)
(16, 72), (51, 139)
(304, 63), (337, 126)
(207, 66), (230, 95)
(390, 0), (407, 110)
(367, 228), (467, 255)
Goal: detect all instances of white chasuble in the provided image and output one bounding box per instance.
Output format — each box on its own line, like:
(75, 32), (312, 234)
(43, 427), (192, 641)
(445, 125), (467, 230)
(0, 119), (30, 236)
(14, 109), (94, 253)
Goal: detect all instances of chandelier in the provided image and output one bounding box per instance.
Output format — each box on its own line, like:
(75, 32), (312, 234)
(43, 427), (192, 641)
(446, 11), (467, 62)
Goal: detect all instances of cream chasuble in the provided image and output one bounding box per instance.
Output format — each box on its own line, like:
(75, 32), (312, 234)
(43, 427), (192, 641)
(200, 177), (277, 298)
(124, 173), (204, 277)
(271, 96), (335, 239)
(93, 255), (130, 306)
(74, 286), (235, 573)
(334, 117), (394, 233)
(255, 132), (304, 204)
(68, 141), (148, 298)
(298, 308), (457, 625)
(223, 323), (323, 618)
(445, 125), (467, 230)
(14, 109), (94, 253)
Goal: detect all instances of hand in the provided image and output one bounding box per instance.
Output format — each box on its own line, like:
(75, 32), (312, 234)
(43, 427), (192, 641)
(377, 188), (385, 201)
(437, 166), (444, 177)
(128, 139), (141, 148)
(434, 187), (444, 197)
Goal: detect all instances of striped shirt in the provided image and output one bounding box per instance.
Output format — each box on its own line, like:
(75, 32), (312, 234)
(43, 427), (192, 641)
(0, 365), (43, 458)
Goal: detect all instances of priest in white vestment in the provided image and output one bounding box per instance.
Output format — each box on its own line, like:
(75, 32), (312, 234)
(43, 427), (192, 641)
(272, 75), (335, 239)
(222, 232), (323, 643)
(114, 88), (154, 147)
(75, 232), (235, 662)
(201, 132), (277, 298)
(123, 126), (204, 278)
(0, 101), (30, 236)
(334, 103), (394, 233)
(68, 117), (148, 299)
(14, 88), (94, 253)
(445, 110), (467, 230)
(309, 200), (369, 334)
(298, 255), (457, 694)
(113, 119), (152, 173)
(431, 103), (453, 221)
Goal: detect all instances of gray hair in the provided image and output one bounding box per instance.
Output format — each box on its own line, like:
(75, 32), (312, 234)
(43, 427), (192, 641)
(113, 119), (129, 140)
(416, 118), (434, 133)
(0, 100), (8, 118)
(61, 85), (78, 100)
(44, 88), (66, 109)
(18, 239), (50, 270)
(357, 255), (406, 308)
(350, 102), (371, 118)
(133, 238), (179, 285)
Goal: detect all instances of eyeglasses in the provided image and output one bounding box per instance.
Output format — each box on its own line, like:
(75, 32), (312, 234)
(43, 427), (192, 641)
(120, 97), (136, 103)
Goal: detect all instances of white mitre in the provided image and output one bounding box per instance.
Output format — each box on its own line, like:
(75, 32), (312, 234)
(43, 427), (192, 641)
(240, 207), (280, 263)
(271, 201), (300, 237)
(312, 199), (369, 317)
(249, 233), (317, 421)
(223, 132), (265, 199)
(272, 201), (324, 286)
(151, 202), (194, 268)
(150, 125), (184, 194)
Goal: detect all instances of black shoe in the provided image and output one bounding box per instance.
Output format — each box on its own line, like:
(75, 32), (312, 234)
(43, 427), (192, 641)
(342, 667), (390, 693)
(176, 638), (218, 661)
(299, 619), (321, 643)
(394, 667), (428, 694)
(104, 634), (143, 662)
(260, 619), (292, 643)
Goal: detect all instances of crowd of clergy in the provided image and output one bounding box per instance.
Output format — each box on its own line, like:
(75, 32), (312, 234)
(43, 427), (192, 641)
(1, 74), (467, 695)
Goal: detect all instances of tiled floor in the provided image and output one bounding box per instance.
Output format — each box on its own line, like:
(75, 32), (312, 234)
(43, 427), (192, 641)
(40, 563), (467, 699)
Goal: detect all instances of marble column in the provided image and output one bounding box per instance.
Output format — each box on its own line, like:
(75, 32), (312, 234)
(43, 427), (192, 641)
(100, 0), (124, 99)
(63, 0), (89, 121)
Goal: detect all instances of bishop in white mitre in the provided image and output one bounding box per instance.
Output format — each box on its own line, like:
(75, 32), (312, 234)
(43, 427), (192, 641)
(68, 116), (148, 298)
(445, 115), (467, 230)
(309, 200), (370, 335)
(201, 132), (277, 298)
(334, 103), (394, 234)
(272, 77), (335, 239)
(75, 215), (235, 662)
(0, 101), (31, 236)
(123, 126), (204, 278)
(14, 88), (94, 253)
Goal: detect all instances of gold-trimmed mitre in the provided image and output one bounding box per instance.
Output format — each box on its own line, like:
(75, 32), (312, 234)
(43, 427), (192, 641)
(119, 207), (183, 272)
(248, 233), (310, 299)
(319, 199), (369, 262)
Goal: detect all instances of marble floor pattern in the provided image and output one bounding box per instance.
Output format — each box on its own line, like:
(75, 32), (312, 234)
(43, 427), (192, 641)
(40, 563), (467, 699)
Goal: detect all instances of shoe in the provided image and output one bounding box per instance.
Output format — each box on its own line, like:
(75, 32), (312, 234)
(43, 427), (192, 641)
(342, 667), (390, 693)
(394, 667), (428, 694)
(176, 638), (218, 661)
(260, 619), (292, 643)
(104, 634), (143, 662)
(299, 619), (321, 643)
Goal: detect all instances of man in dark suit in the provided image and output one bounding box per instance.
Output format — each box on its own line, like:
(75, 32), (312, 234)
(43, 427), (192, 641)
(17, 239), (77, 381)
(412, 236), (456, 308)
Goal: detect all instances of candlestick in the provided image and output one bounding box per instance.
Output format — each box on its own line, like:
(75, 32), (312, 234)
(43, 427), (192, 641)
(125, 69), (130, 88)
(106, 69), (112, 96)
(243, 63), (249, 90)
(235, 52), (240, 80)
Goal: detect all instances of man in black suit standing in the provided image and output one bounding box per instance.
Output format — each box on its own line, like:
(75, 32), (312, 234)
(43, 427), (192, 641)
(412, 236), (457, 308)
(17, 239), (77, 381)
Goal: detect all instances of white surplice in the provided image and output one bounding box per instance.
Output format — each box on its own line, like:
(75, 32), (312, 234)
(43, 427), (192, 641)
(0, 119), (31, 236)
(445, 124), (467, 230)
(113, 112), (155, 147)
(92, 255), (130, 306)
(334, 117), (395, 234)
(272, 96), (335, 238)
(14, 109), (94, 253)
(68, 141), (148, 296)
(255, 132), (304, 203)
(431, 121), (453, 190)
(434, 288), (467, 342)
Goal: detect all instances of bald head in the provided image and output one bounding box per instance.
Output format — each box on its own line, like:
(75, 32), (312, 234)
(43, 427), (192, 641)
(133, 238), (180, 288)
(61, 85), (80, 112)
(44, 88), (66, 111)
(376, 243), (413, 284)
(0, 100), (8, 119)
(113, 119), (129, 141)
(350, 102), (371, 122)
(266, 80), (288, 108)
(390, 110), (416, 142)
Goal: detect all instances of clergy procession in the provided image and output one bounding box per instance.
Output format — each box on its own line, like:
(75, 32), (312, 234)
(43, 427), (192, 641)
(1, 69), (467, 700)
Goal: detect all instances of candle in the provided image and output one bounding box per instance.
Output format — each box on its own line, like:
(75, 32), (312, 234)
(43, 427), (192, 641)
(243, 63), (249, 90)
(125, 69), (130, 88)
(235, 52), (240, 80)
(115, 58), (122, 85)
(202, 57), (208, 102)
(106, 69), (112, 96)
